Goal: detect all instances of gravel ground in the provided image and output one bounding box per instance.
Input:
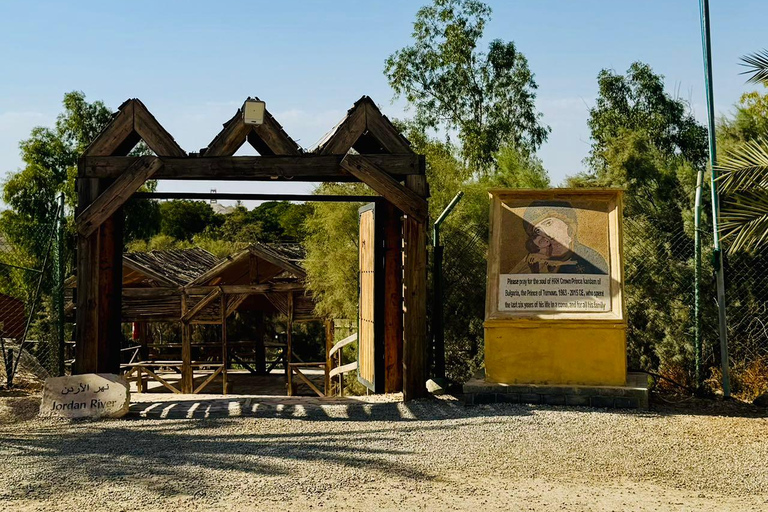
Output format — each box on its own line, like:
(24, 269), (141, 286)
(0, 394), (767, 511)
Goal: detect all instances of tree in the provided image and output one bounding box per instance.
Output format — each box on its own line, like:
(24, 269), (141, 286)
(1, 91), (160, 272)
(158, 200), (222, 241)
(384, 0), (549, 172)
(717, 50), (768, 253)
(585, 62), (708, 173)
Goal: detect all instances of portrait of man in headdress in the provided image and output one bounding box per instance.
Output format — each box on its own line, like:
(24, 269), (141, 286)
(509, 200), (608, 275)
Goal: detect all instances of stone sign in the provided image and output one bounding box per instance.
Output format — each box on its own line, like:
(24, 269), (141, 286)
(40, 374), (130, 419)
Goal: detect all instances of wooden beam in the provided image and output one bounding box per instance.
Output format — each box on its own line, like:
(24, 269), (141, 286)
(221, 294), (228, 395)
(286, 291), (294, 396)
(317, 101), (367, 155)
(133, 100), (186, 157)
(225, 293), (249, 317)
(76, 157), (163, 237)
(383, 201), (404, 393)
(291, 365), (325, 397)
(181, 287), (222, 322)
(250, 109), (302, 155)
(193, 365), (224, 394)
(341, 154), (427, 223)
(181, 293), (193, 393)
(82, 154), (425, 180)
(363, 101), (413, 154)
(325, 320), (333, 396)
(120, 282), (306, 299)
(203, 108), (252, 157)
(329, 361), (358, 379)
(402, 174), (428, 401)
(83, 101), (136, 157)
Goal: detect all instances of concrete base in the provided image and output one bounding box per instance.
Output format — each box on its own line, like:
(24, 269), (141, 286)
(462, 371), (650, 409)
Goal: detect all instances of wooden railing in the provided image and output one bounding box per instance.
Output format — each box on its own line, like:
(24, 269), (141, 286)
(327, 332), (357, 396)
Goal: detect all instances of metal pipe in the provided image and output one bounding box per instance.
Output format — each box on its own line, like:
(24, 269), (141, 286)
(699, 0), (730, 396)
(693, 169), (703, 390)
(431, 191), (464, 381)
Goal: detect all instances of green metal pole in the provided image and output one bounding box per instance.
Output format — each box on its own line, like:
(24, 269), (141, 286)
(699, 0), (731, 397)
(431, 191), (463, 381)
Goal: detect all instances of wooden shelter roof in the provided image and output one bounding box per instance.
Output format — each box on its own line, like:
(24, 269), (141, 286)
(124, 248), (221, 287)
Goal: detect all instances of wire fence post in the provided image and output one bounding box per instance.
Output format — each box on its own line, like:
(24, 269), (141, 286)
(55, 193), (66, 376)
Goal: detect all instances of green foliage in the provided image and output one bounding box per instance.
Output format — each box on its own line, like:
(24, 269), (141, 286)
(303, 183), (375, 321)
(159, 200), (223, 241)
(585, 62), (708, 173)
(718, 85), (768, 254)
(384, 0), (548, 172)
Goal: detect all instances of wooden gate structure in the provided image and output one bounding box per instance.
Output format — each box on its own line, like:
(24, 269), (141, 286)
(73, 95), (429, 400)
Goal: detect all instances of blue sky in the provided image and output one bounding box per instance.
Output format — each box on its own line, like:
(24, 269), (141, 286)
(0, 0), (766, 201)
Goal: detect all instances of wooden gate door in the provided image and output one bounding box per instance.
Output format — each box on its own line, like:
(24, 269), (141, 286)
(358, 202), (385, 392)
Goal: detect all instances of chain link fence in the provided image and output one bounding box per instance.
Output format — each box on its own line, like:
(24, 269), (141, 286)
(438, 213), (768, 400)
(0, 197), (65, 389)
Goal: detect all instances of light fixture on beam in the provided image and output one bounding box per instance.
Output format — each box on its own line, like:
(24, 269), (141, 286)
(243, 99), (266, 125)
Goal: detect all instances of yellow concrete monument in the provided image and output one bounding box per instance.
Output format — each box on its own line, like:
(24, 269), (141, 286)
(484, 189), (626, 387)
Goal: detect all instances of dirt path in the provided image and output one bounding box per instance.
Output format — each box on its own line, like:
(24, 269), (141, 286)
(1, 395), (766, 511)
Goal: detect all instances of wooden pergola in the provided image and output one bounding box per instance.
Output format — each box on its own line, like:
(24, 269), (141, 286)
(74, 96), (429, 400)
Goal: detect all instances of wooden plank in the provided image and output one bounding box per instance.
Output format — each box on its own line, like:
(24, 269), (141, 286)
(325, 320), (333, 396)
(74, 178), (99, 374)
(83, 101), (137, 157)
(83, 154), (425, 180)
(286, 292), (294, 396)
(76, 157), (163, 237)
(221, 294), (228, 395)
(402, 174), (428, 401)
(317, 101), (367, 155)
(225, 293), (248, 317)
(133, 100), (186, 157)
(119, 282), (306, 299)
(328, 332), (357, 358)
(181, 293), (193, 393)
(363, 101), (413, 154)
(250, 110), (302, 155)
(142, 366), (182, 394)
(181, 287), (222, 322)
(193, 365), (224, 394)
(329, 361), (358, 379)
(342, 155), (427, 223)
(383, 201), (404, 393)
(203, 108), (251, 157)
(292, 366), (325, 397)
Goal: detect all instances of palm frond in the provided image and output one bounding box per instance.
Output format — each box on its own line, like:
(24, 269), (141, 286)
(740, 50), (768, 85)
(716, 138), (768, 193)
(721, 191), (768, 253)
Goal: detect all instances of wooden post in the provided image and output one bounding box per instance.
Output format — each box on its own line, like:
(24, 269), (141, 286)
(286, 292), (294, 396)
(402, 175), (428, 401)
(181, 293), (193, 393)
(325, 319), (334, 396)
(255, 311), (266, 375)
(74, 176), (124, 374)
(221, 293), (228, 395)
(383, 201), (404, 393)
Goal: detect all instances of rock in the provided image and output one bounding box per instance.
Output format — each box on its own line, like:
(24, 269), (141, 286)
(426, 378), (446, 395)
(752, 393), (768, 407)
(40, 374), (129, 419)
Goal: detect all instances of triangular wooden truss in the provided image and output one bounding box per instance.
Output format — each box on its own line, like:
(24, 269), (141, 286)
(313, 96), (413, 155)
(202, 97), (302, 156)
(76, 99), (185, 236)
(84, 99), (186, 158)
